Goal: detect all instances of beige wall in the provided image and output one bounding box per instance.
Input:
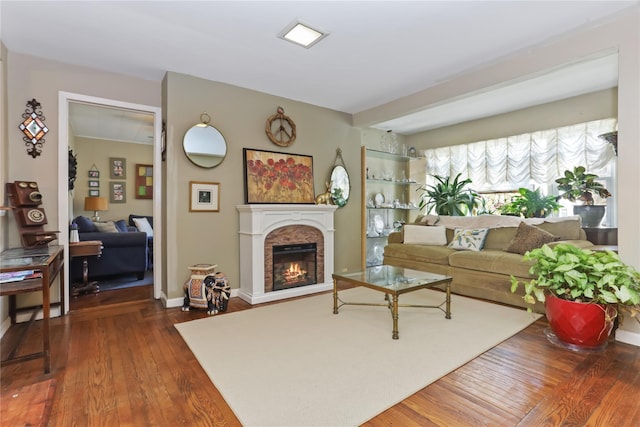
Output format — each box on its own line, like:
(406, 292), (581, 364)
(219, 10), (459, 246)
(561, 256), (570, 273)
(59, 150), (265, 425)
(2, 51), (160, 313)
(72, 137), (153, 221)
(406, 88), (617, 148)
(0, 42), (8, 331)
(163, 72), (362, 300)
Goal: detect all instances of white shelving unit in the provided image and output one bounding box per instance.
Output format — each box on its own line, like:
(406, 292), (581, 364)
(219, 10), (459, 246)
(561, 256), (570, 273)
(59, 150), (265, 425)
(361, 147), (425, 268)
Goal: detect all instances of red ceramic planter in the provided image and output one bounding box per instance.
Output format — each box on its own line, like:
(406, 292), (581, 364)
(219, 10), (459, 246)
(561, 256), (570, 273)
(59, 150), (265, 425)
(544, 293), (616, 349)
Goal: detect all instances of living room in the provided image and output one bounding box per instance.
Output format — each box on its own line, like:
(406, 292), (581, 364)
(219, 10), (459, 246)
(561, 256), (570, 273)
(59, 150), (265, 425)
(1, 2), (639, 424)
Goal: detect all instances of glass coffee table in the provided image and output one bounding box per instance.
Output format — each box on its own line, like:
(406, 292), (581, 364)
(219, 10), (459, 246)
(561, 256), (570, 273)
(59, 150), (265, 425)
(332, 265), (452, 339)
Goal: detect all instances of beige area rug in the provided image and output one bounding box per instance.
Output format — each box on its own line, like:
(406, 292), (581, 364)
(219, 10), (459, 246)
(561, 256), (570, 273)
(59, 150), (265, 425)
(175, 287), (541, 427)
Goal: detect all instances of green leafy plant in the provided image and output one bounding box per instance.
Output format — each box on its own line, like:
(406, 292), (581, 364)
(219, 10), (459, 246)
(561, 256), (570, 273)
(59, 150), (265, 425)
(499, 187), (561, 218)
(510, 244), (640, 322)
(555, 166), (612, 205)
(331, 187), (347, 207)
(417, 173), (479, 216)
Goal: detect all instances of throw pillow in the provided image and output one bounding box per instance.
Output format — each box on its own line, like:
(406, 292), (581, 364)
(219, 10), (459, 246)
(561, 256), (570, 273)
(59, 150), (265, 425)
(403, 225), (447, 245)
(94, 221), (119, 233)
(447, 228), (489, 251)
(506, 222), (560, 255)
(114, 219), (129, 233)
(133, 217), (154, 237)
(74, 216), (96, 233)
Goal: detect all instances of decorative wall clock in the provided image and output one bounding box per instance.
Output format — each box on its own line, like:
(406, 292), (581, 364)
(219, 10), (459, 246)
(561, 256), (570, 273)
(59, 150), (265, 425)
(265, 106), (296, 147)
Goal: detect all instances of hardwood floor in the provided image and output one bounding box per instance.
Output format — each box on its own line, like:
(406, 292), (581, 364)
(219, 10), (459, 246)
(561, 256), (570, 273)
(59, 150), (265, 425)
(2, 286), (639, 426)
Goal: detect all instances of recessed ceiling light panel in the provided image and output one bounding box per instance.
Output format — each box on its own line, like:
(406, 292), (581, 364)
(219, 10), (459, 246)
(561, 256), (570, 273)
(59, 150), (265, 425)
(278, 21), (328, 49)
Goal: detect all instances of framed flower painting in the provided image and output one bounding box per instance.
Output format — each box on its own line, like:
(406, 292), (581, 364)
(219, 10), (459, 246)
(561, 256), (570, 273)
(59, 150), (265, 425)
(243, 148), (315, 204)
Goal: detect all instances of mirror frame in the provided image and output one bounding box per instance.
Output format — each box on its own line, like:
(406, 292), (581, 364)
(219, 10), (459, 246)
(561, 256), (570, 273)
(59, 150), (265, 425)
(183, 113), (227, 168)
(329, 148), (350, 207)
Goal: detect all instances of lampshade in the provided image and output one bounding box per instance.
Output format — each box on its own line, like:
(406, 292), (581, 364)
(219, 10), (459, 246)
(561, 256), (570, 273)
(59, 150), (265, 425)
(84, 196), (108, 212)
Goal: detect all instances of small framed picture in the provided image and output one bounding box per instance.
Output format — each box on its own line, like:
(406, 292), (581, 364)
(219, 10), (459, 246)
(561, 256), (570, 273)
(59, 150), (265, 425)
(189, 181), (220, 212)
(110, 157), (127, 179)
(89, 180), (99, 188)
(110, 181), (126, 203)
(89, 189), (100, 197)
(89, 170), (100, 178)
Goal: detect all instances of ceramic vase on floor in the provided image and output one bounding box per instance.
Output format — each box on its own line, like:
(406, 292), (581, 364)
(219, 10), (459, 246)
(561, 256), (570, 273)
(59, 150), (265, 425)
(544, 293), (616, 351)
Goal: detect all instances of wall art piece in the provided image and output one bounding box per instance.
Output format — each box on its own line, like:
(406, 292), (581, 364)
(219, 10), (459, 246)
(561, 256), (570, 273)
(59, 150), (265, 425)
(135, 163), (153, 199)
(243, 148), (314, 204)
(88, 180), (99, 188)
(89, 189), (100, 197)
(189, 181), (220, 212)
(20, 98), (49, 158)
(109, 157), (126, 179)
(109, 181), (126, 203)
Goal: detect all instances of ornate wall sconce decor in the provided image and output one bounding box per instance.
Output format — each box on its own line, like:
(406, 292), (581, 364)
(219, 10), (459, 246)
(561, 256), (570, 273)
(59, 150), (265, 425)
(20, 98), (49, 158)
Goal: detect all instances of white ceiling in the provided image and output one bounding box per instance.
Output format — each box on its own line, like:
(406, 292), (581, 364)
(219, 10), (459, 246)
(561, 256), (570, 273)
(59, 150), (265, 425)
(1, 1), (635, 140)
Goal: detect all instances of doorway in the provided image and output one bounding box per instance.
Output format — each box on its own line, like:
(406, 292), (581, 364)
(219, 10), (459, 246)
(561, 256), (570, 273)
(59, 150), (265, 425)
(58, 92), (162, 314)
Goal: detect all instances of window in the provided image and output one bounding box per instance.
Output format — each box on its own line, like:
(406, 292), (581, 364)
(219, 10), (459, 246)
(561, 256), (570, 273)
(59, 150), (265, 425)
(422, 118), (617, 225)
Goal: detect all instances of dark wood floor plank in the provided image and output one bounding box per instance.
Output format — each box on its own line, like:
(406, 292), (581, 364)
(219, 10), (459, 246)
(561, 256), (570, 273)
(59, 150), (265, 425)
(2, 285), (639, 427)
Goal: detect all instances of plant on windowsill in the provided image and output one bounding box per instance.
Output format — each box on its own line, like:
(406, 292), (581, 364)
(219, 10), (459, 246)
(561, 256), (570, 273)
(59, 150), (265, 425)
(417, 173), (479, 216)
(555, 166), (611, 227)
(510, 243), (640, 351)
(499, 187), (562, 218)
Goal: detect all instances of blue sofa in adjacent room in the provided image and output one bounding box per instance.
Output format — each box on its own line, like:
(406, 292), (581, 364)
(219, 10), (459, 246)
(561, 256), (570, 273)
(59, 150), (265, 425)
(70, 216), (148, 282)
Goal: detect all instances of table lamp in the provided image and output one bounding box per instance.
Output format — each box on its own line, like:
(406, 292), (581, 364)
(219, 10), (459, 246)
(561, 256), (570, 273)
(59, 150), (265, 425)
(84, 196), (108, 221)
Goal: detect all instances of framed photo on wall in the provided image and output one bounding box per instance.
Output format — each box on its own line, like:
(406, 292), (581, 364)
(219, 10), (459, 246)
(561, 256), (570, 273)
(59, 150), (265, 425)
(88, 180), (99, 188)
(109, 157), (127, 179)
(243, 148), (314, 204)
(135, 163), (153, 199)
(110, 181), (126, 203)
(89, 189), (100, 197)
(189, 181), (220, 212)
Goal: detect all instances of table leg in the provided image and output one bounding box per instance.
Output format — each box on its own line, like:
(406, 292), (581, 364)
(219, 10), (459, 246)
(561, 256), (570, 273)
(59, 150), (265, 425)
(333, 278), (338, 314)
(392, 294), (399, 340)
(445, 281), (452, 319)
(42, 269), (51, 374)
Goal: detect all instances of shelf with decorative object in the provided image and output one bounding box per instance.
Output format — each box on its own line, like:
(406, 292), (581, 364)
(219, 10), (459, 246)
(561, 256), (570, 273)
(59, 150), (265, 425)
(361, 147), (425, 268)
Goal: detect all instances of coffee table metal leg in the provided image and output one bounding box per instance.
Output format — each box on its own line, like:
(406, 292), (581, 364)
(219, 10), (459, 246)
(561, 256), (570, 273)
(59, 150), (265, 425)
(445, 281), (452, 319)
(333, 278), (339, 314)
(392, 294), (399, 339)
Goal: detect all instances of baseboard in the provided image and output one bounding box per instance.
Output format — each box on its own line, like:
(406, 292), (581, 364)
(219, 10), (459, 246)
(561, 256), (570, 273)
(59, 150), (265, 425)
(12, 307), (63, 324)
(0, 316), (12, 339)
(163, 288), (240, 309)
(615, 329), (640, 347)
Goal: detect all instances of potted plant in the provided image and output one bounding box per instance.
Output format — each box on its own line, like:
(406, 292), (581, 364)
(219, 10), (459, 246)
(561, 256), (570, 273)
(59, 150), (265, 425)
(499, 187), (561, 218)
(511, 243), (640, 350)
(555, 166), (611, 227)
(417, 173), (479, 216)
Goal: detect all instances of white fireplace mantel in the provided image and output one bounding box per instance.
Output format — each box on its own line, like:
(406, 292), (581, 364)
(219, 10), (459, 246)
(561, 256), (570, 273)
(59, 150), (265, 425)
(237, 204), (338, 304)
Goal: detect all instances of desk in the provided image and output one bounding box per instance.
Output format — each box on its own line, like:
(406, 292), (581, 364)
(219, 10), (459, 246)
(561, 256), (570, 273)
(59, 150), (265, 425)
(69, 240), (102, 296)
(0, 245), (64, 374)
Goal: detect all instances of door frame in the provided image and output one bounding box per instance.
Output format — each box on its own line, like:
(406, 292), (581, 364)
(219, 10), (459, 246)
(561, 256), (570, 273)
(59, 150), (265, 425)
(58, 91), (162, 313)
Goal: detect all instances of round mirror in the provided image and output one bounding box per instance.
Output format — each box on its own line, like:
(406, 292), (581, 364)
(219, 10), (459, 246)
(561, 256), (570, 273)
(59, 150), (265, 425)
(183, 123), (227, 168)
(330, 165), (350, 207)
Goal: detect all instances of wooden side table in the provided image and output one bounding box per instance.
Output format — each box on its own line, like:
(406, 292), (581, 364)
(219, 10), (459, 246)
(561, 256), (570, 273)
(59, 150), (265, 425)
(69, 240), (103, 296)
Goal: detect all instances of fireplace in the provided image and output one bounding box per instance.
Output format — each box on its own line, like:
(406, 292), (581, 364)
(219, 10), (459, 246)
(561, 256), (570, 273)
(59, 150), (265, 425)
(237, 204), (337, 304)
(273, 243), (317, 291)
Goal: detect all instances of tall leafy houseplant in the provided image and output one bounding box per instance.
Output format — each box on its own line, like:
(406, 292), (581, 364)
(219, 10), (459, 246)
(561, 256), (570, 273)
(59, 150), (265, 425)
(511, 244), (640, 349)
(417, 174), (479, 216)
(499, 187), (561, 218)
(555, 166), (611, 227)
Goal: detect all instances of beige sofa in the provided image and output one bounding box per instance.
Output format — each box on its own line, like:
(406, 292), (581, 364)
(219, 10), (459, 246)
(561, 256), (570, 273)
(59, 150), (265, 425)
(383, 215), (594, 313)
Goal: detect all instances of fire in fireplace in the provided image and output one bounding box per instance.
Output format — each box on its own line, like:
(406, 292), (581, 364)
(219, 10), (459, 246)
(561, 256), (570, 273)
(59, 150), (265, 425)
(273, 243), (317, 291)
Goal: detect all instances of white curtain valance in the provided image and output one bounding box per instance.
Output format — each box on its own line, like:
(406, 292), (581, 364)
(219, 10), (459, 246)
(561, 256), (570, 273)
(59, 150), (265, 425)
(422, 118), (617, 192)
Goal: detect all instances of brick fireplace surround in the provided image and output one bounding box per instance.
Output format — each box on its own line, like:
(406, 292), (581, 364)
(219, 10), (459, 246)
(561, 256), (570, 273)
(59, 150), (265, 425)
(237, 204), (338, 304)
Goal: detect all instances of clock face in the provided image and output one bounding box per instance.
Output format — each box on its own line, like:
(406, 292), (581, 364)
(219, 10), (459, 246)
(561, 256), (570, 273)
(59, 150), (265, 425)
(265, 109), (297, 147)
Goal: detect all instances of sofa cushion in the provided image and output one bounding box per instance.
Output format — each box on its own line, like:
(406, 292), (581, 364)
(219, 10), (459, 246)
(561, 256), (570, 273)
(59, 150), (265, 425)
(74, 216), (96, 233)
(483, 227), (518, 251)
(94, 221), (119, 233)
(403, 225), (447, 245)
(447, 228), (489, 251)
(384, 243), (454, 266)
(129, 214), (153, 229)
(132, 217), (154, 237)
(449, 249), (534, 278)
(506, 222), (560, 255)
(534, 219), (582, 240)
(114, 219), (129, 233)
